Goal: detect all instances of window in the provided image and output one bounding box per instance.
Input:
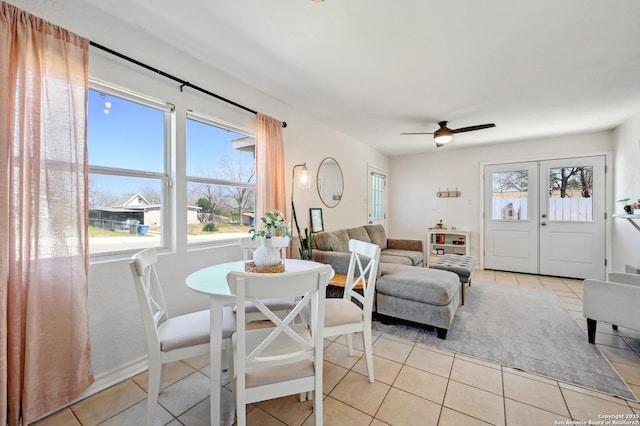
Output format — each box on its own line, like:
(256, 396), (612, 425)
(491, 170), (529, 220)
(87, 81), (172, 256)
(186, 112), (255, 245)
(547, 165), (593, 221)
(371, 172), (385, 220)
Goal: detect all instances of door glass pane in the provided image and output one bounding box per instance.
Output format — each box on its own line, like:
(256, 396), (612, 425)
(491, 170), (528, 220)
(547, 166), (593, 221)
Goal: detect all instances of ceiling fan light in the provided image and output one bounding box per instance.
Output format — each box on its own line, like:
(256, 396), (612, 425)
(434, 133), (453, 144)
(433, 127), (453, 145)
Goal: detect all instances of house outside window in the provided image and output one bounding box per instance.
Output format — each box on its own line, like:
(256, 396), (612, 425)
(87, 80), (172, 256)
(186, 112), (256, 245)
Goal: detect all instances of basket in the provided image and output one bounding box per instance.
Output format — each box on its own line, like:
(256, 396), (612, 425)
(244, 260), (285, 273)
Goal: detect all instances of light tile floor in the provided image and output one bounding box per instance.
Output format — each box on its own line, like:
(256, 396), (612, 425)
(33, 270), (640, 425)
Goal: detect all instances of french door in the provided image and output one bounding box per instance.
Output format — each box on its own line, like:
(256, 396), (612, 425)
(484, 156), (606, 279)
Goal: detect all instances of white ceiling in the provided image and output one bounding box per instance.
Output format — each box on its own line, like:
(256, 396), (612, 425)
(46, 1), (640, 155)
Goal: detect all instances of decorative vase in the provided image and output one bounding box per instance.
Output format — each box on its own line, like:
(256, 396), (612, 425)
(253, 238), (281, 268)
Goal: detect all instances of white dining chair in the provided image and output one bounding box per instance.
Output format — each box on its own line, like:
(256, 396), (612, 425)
(239, 236), (296, 322)
(227, 264), (331, 426)
(324, 239), (381, 383)
(129, 248), (235, 426)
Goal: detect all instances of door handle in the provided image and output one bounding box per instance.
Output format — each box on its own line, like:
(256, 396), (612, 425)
(541, 214), (547, 218)
(541, 222), (547, 226)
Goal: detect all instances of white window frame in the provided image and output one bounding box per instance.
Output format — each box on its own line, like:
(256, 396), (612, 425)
(185, 110), (256, 247)
(88, 78), (174, 259)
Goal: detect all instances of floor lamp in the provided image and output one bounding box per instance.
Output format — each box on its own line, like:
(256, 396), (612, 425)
(291, 163), (311, 259)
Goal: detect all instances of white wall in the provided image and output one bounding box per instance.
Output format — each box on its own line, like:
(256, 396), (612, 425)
(6, 0), (387, 400)
(612, 112), (640, 272)
(283, 115), (387, 235)
(387, 132), (613, 265)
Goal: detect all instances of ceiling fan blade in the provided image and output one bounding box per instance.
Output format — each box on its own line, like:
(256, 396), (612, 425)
(452, 123), (495, 134)
(401, 132), (434, 135)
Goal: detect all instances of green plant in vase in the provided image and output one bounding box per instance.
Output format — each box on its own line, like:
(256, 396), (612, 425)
(249, 210), (291, 239)
(249, 210), (292, 268)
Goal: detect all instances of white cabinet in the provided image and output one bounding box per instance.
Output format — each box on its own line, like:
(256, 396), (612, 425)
(427, 229), (470, 267)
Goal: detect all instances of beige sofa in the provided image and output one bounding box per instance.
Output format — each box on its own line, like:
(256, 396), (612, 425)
(311, 224), (424, 275)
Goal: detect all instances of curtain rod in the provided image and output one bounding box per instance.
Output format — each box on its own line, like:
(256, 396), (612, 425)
(89, 41), (287, 128)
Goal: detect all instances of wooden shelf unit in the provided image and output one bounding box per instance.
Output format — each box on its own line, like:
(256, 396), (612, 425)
(427, 229), (470, 267)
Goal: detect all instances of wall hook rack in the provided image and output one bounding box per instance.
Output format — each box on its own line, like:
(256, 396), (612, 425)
(437, 188), (462, 198)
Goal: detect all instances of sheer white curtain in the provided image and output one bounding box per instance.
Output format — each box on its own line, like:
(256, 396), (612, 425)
(0, 3), (93, 424)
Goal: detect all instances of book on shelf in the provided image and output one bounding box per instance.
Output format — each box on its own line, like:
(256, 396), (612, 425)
(431, 233), (445, 244)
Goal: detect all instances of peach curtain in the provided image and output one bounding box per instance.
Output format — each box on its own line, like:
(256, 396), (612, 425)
(0, 3), (93, 425)
(255, 113), (287, 220)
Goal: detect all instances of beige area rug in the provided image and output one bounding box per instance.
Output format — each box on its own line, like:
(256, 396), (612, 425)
(373, 285), (638, 401)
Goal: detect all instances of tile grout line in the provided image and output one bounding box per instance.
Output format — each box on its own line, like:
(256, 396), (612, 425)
(57, 271), (640, 426)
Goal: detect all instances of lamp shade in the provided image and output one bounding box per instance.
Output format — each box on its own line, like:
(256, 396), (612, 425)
(434, 128), (453, 145)
(298, 166), (310, 189)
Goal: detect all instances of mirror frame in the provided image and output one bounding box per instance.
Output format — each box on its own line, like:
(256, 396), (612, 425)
(316, 157), (344, 208)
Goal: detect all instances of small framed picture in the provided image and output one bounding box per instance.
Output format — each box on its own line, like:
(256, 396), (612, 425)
(310, 208), (324, 233)
(436, 248), (445, 255)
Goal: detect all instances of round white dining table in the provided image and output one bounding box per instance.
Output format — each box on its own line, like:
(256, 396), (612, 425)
(185, 259), (333, 425)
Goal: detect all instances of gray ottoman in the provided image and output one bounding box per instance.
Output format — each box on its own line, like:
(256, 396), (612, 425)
(375, 264), (461, 339)
(430, 254), (477, 305)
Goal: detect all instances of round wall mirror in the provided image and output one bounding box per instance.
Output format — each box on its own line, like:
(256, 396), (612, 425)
(317, 157), (344, 208)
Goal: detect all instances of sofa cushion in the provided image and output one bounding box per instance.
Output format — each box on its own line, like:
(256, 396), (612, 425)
(314, 229), (350, 253)
(380, 249), (423, 266)
(347, 226), (371, 243)
(430, 254), (476, 282)
(380, 253), (412, 266)
(376, 264), (459, 306)
(364, 224), (387, 249)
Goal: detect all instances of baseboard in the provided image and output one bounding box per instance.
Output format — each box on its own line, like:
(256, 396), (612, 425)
(32, 356), (149, 422)
(79, 355), (149, 400)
